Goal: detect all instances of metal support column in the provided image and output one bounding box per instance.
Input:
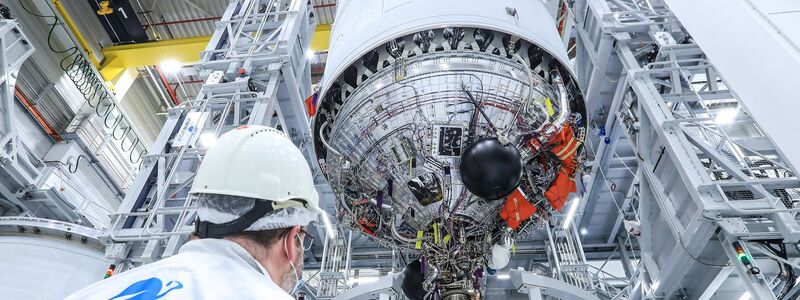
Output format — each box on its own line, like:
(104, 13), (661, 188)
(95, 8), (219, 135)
(105, 0), (319, 268)
(572, 0), (800, 298)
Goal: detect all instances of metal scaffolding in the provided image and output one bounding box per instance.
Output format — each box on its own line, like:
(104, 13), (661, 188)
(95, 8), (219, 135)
(316, 230), (352, 298)
(573, 0), (800, 298)
(104, 0), (319, 269)
(546, 224), (595, 292)
(0, 19), (43, 216)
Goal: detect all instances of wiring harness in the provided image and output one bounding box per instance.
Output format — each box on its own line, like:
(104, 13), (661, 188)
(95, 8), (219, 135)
(18, 0), (147, 164)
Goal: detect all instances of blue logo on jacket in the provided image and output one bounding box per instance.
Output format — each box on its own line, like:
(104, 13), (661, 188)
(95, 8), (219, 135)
(109, 277), (183, 300)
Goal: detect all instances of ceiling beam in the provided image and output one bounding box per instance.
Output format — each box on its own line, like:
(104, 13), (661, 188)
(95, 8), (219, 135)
(98, 36), (209, 81)
(98, 23), (332, 81)
(311, 24), (331, 52)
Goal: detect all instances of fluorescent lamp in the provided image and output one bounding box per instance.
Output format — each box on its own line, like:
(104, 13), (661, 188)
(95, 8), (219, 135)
(715, 109), (738, 125)
(580, 228), (588, 235)
(561, 194), (581, 229)
(497, 274), (510, 280)
(305, 49), (316, 59)
(159, 60), (182, 74)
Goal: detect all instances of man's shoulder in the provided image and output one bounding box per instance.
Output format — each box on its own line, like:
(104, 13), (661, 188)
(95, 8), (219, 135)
(65, 252), (262, 300)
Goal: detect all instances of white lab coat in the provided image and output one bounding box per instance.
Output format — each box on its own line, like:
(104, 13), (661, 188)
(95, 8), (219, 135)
(66, 239), (294, 300)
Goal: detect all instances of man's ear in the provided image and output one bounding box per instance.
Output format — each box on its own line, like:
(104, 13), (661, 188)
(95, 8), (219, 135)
(285, 225), (303, 260)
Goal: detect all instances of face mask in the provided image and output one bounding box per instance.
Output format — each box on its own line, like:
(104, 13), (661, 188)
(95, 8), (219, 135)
(285, 233), (305, 296)
(290, 276), (305, 296)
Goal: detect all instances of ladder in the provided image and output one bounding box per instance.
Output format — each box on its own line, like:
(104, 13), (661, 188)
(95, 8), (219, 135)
(573, 0), (800, 298)
(103, 0), (319, 269)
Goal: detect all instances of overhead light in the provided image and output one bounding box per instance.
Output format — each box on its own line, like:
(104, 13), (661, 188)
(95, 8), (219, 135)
(739, 292), (751, 300)
(159, 60), (182, 74)
(561, 193), (581, 229)
(199, 132), (217, 148)
(305, 49), (316, 60)
(715, 109), (738, 125)
(497, 274), (510, 280)
(580, 228), (588, 235)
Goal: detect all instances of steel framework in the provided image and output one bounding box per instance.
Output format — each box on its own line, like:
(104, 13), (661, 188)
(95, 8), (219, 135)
(104, 0), (320, 269)
(573, 0), (800, 299)
(0, 19), (37, 215)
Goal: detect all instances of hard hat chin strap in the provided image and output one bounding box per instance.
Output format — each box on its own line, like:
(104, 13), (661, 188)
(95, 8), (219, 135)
(195, 201), (275, 239)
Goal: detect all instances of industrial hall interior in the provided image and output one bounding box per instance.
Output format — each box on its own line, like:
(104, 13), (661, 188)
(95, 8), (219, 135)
(0, 0), (798, 299)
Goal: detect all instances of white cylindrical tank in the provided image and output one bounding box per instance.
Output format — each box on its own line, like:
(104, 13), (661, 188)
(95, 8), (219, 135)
(0, 217), (110, 299)
(311, 1), (587, 297)
(322, 0), (570, 93)
(313, 0), (585, 242)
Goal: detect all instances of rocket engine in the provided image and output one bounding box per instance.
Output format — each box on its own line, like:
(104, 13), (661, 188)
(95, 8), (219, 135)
(312, 1), (587, 298)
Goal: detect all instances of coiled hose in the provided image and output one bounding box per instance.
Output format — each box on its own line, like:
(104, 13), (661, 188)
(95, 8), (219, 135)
(18, 1), (147, 164)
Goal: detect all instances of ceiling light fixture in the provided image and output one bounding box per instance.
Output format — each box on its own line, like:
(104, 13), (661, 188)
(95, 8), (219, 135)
(159, 60), (182, 74)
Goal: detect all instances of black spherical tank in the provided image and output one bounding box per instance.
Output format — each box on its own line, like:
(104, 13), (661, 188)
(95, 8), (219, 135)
(401, 260), (426, 300)
(459, 138), (523, 200)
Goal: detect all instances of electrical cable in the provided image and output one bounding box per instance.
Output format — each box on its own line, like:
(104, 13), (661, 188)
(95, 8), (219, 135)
(461, 88), (498, 135)
(587, 137), (725, 267)
(756, 240), (796, 300)
(43, 155), (87, 174)
(17, 0), (147, 164)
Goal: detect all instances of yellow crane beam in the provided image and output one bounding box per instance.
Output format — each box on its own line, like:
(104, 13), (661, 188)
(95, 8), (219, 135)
(54, 0), (332, 85)
(99, 36), (210, 81)
(311, 24), (331, 52)
(52, 0), (100, 67)
(100, 23), (332, 82)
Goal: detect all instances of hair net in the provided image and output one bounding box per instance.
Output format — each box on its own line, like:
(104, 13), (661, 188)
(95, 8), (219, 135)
(196, 193), (319, 231)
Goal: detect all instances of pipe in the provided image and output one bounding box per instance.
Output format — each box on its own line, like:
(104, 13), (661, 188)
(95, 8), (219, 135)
(368, 198), (392, 210)
(14, 86), (62, 141)
(507, 52), (537, 137)
(390, 216), (425, 243)
(142, 16), (222, 29)
(154, 65), (180, 106)
(552, 72), (570, 127)
(171, 80), (204, 86)
(319, 121), (343, 157)
(144, 66), (173, 109)
(134, 0), (160, 40)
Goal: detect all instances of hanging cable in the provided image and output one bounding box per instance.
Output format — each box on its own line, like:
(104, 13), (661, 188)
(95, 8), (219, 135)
(17, 0), (147, 164)
(755, 240), (796, 300)
(43, 155), (87, 174)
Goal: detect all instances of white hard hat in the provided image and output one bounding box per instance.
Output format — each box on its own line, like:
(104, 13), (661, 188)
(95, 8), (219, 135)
(190, 125), (323, 238)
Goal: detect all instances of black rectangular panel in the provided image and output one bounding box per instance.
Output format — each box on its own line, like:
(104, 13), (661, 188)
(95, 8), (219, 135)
(87, 0), (148, 44)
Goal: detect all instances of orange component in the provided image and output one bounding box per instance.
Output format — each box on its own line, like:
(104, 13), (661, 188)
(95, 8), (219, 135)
(545, 170), (576, 211)
(525, 124), (581, 169)
(14, 86), (62, 141)
(304, 94), (317, 117)
(549, 124), (581, 169)
(526, 138), (543, 154)
(358, 219), (376, 235)
(500, 188), (538, 230)
(526, 124), (582, 212)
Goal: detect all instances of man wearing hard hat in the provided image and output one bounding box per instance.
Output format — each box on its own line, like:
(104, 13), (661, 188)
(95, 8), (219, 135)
(68, 126), (327, 299)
